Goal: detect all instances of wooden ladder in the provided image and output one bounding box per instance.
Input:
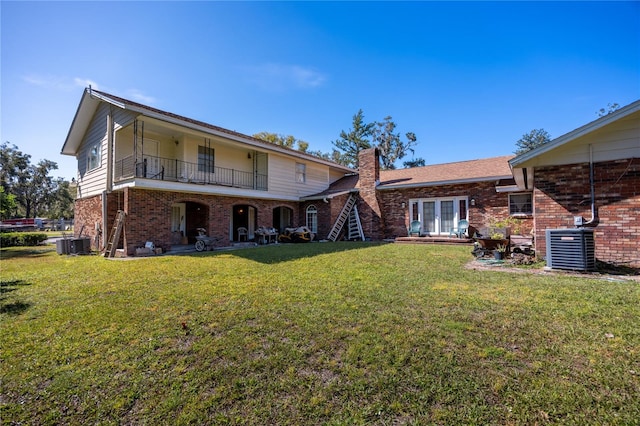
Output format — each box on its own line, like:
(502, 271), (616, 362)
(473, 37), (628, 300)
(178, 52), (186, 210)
(327, 194), (364, 241)
(104, 210), (125, 258)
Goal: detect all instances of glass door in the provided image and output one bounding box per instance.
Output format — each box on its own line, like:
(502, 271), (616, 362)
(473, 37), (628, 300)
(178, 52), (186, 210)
(440, 200), (455, 235)
(409, 197), (468, 236)
(422, 201), (436, 234)
(142, 139), (160, 178)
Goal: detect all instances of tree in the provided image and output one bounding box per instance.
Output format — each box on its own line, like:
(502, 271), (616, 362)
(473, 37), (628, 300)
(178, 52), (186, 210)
(514, 129), (552, 155)
(332, 109), (375, 169)
(0, 186), (17, 220)
(45, 178), (75, 219)
(253, 132), (310, 153)
(13, 159), (58, 218)
(0, 142), (30, 193)
(0, 142), (73, 218)
(597, 103), (621, 117)
(403, 158), (426, 168)
(372, 116), (418, 170)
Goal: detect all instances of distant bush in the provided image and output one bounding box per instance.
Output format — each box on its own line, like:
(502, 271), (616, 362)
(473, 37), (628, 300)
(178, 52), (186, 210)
(0, 232), (48, 247)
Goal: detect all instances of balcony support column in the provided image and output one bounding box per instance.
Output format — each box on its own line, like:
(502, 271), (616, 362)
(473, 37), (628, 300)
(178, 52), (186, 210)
(106, 107), (114, 191)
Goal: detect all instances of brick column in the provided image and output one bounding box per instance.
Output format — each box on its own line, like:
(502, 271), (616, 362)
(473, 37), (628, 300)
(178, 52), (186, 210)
(358, 148), (383, 240)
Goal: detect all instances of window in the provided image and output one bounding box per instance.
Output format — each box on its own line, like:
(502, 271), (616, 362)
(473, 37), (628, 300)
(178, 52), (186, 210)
(198, 145), (215, 173)
(509, 193), (532, 215)
(296, 163), (306, 183)
(87, 143), (100, 171)
(306, 205), (317, 233)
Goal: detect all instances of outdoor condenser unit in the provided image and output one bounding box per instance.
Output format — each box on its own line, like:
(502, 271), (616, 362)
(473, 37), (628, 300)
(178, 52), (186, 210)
(69, 237), (91, 255)
(545, 228), (595, 271)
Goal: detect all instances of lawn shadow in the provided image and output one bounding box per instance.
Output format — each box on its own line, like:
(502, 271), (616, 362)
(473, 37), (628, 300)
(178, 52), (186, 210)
(0, 279), (32, 316)
(0, 246), (56, 260)
(596, 260), (640, 276)
(208, 241), (389, 264)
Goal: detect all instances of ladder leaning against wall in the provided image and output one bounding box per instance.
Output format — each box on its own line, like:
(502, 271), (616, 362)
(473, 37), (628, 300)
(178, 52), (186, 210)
(327, 193), (365, 242)
(104, 210), (126, 258)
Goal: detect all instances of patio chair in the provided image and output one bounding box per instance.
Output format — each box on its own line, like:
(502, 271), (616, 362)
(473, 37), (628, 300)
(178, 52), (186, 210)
(407, 220), (421, 237)
(237, 227), (248, 242)
(449, 219), (469, 238)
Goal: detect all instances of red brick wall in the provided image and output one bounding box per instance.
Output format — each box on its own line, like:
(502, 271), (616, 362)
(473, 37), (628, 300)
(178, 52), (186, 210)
(358, 148), (383, 240)
(534, 158), (640, 267)
(377, 181), (533, 239)
(74, 194), (102, 250)
(300, 199), (332, 239)
(78, 188), (300, 255)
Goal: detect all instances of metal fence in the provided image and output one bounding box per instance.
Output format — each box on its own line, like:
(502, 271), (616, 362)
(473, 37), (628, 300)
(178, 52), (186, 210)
(115, 155), (267, 191)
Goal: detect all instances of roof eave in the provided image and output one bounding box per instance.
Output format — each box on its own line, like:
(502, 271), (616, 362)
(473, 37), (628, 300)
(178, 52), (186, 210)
(301, 188), (359, 201)
(510, 99), (640, 168)
(377, 175), (514, 190)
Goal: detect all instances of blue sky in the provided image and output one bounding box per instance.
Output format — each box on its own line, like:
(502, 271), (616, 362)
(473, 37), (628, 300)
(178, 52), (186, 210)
(2, 1), (639, 180)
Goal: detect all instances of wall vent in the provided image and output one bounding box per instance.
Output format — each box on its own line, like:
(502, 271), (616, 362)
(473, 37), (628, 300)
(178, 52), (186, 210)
(545, 229), (595, 271)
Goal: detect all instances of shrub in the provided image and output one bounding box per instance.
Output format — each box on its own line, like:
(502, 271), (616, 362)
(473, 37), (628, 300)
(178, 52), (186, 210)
(0, 232), (48, 247)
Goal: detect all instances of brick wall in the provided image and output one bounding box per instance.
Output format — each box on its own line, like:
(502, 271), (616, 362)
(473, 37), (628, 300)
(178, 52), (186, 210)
(377, 181), (533, 239)
(300, 199), (331, 239)
(86, 188), (300, 255)
(358, 148), (383, 240)
(534, 158), (640, 267)
(74, 194), (102, 250)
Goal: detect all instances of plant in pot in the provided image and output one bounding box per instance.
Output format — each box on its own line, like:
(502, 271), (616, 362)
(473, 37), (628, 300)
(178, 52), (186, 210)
(494, 244), (507, 260)
(490, 231), (505, 240)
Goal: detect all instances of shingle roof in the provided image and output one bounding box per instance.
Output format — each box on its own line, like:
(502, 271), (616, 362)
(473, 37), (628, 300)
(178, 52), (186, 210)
(303, 155), (515, 199)
(378, 155), (515, 189)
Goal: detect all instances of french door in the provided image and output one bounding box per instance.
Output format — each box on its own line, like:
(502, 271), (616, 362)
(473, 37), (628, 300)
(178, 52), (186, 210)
(142, 139), (160, 178)
(409, 197), (467, 236)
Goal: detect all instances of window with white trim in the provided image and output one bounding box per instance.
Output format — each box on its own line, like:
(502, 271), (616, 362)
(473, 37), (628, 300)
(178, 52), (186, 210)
(296, 163), (306, 183)
(306, 205), (317, 233)
(87, 143), (100, 171)
(509, 193), (532, 215)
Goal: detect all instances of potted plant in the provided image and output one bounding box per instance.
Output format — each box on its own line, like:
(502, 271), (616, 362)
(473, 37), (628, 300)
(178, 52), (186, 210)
(494, 244), (507, 260)
(475, 228), (509, 252)
(490, 231), (505, 240)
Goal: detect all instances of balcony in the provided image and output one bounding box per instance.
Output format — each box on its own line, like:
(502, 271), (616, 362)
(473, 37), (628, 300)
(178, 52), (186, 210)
(114, 155), (267, 191)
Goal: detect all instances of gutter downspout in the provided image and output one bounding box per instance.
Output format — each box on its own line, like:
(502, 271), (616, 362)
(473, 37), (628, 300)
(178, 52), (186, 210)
(583, 144), (598, 227)
(107, 106), (114, 192)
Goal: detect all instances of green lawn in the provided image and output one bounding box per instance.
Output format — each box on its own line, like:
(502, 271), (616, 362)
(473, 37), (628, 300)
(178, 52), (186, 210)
(1, 243), (638, 425)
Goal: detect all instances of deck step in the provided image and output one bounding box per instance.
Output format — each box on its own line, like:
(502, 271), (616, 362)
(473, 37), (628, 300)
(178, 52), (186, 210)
(395, 236), (474, 245)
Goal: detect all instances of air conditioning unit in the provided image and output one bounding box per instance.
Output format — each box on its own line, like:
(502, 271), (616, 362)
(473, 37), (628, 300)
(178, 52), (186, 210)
(545, 229), (595, 271)
(69, 237), (92, 255)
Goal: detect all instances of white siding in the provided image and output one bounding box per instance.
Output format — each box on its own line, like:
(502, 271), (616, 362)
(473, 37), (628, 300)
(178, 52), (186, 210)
(329, 168), (349, 184)
(76, 104), (136, 199)
(528, 113), (640, 167)
(268, 154), (330, 197)
(75, 100), (345, 200)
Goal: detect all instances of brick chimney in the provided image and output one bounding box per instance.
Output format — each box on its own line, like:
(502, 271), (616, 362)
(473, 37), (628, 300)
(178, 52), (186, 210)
(357, 148), (382, 240)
